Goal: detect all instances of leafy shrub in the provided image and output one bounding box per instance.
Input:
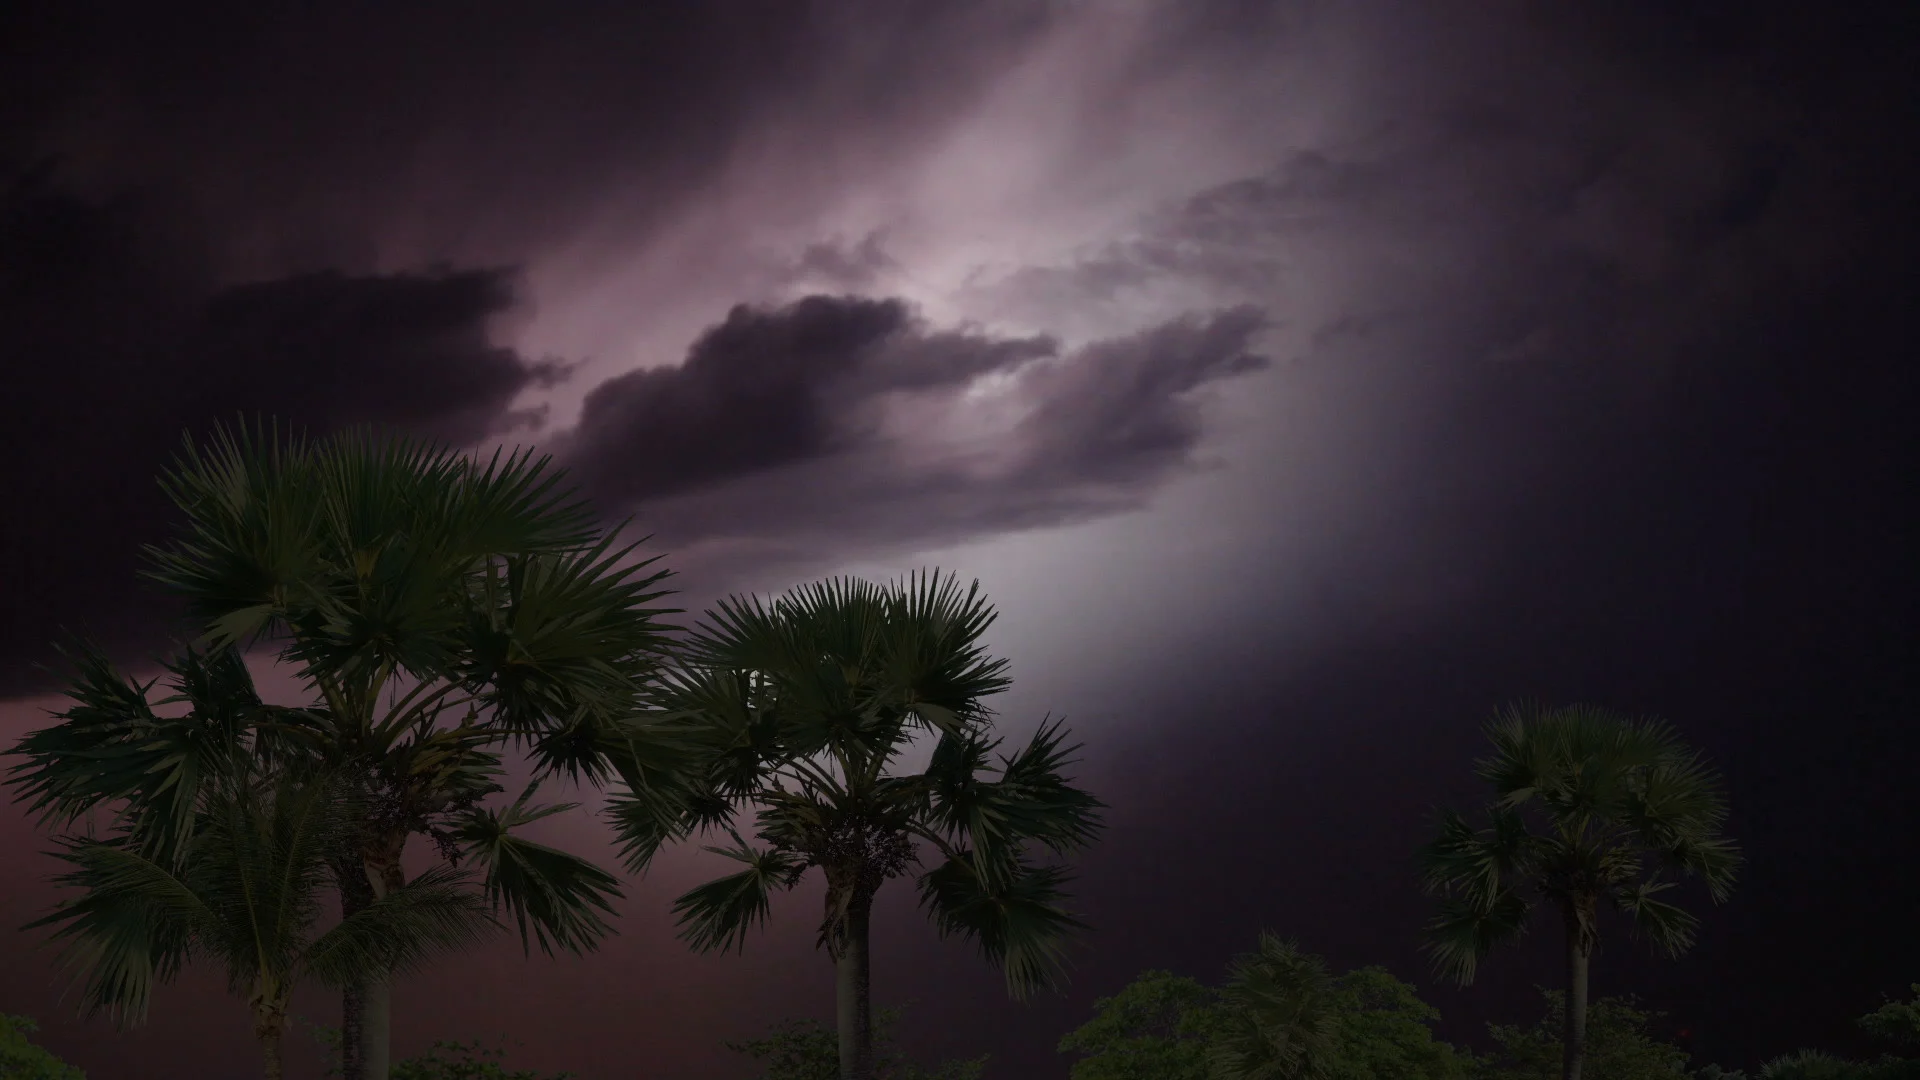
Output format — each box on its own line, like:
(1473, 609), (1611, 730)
(0, 1014), (85, 1080)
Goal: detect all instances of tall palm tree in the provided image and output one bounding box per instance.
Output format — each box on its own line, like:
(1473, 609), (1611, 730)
(1420, 703), (1740, 1080)
(1208, 935), (1342, 1080)
(7, 421), (693, 1080)
(29, 772), (495, 1080)
(615, 572), (1104, 1080)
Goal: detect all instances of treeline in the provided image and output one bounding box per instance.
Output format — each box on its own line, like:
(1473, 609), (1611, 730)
(0, 424), (1892, 1080)
(1045, 945), (1920, 1080)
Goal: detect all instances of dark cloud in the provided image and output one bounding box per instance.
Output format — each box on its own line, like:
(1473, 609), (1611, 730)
(0, 168), (563, 691)
(561, 295), (1056, 503)
(180, 269), (565, 442)
(561, 296), (1269, 584)
(1, 3), (1063, 280)
(0, 1), (1087, 690)
(1007, 305), (1270, 488)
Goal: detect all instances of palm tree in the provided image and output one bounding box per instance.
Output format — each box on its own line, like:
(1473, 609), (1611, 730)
(1420, 703), (1740, 1080)
(1208, 935), (1342, 1080)
(616, 572), (1104, 1080)
(30, 772), (495, 1080)
(7, 421), (693, 1080)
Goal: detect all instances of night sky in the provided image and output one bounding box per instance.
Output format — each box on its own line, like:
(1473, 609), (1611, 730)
(4, 2), (1918, 1078)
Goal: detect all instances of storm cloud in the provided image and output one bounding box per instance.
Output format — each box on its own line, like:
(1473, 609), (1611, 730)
(0, 168), (561, 689)
(559, 294), (1271, 578)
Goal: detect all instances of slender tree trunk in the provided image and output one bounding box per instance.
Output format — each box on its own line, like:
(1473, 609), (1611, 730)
(254, 996), (288, 1080)
(334, 854), (376, 1080)
(361, 837), (408, 1080)
(341, 981), (365, 1080)
(261, 1031), (284, 1080)
(1563, 897), (1595, 1080)
(363, 978), (392, 1080)
(835, 892), (875, 1080)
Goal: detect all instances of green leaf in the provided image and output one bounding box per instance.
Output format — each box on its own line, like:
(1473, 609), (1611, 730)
(1057, 970), (1223, 1080)
(917, 854), (1083, 998)
(453, 785), (624, 956)
(1209, 934), (1342, 1080)
(670, 833), (805, 954)
(0, 1014), (88, 1080)
(305, 865), (498, 985)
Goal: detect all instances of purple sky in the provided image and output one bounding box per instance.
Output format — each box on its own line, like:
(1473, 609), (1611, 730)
(4, 2), (1919, 1077)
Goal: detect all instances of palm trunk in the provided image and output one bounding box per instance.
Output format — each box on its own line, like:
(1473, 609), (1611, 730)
(261, 1031), (284, 1080)
(835, 893), (875, 1080)
(254, 995), (288, 1080)
(341, 980), (365, 1080)
(1563, 897), (1595, 1080)
(334, 854), (375, 1080)
(360, 838), (408, 1080)
(363, 978), (392, 1080)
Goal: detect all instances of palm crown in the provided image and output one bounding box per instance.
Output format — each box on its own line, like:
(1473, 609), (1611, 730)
(7, 421), (689, 1078)
(635, 572), (1104, 996)
(143, 422), (682, 791)
(1421, 703), (1740, 985)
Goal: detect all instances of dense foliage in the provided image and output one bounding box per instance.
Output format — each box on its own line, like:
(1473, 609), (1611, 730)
(1059, 946), (1467, 1080)
(0, 1015), (85, 1080)
(1056, 963), (1920, 1080)
(1478, 993), (1690, 1080)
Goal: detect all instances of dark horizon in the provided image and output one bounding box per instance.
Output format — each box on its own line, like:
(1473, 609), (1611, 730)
(4, 2), (1918, 1077)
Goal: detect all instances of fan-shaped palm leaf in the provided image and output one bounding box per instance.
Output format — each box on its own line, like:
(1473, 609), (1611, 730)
(917, 854), (1084, 998)
(452, 782), (624, 956)
(670, 831), (805, 954)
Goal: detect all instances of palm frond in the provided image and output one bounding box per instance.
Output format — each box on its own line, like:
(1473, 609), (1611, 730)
(452, 785), (624, 956)
(6, 644), (265, 863)
(434, 441), (601, 556)
(1614, 879), (1701, 957)
(917, 854), (1084, 998)
(27, 836), (206, 1025)
(6, 645), (164, 827)
(604, 786), (697, 875)
(985, 718), (1104, 853)
(1419, 806), (1529, 908)
(1422, 887), (1531, 987)
(652, 667), (785, 802)
(881, 570), (1011, 733)
(670, 833), (805, 954)
(144, 418), (324, 648)
(928, 719), (1104, 884)
(463, 534), (677, 736)
(304, 864), (497, 985)
(1623, 746), (1741, 900)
